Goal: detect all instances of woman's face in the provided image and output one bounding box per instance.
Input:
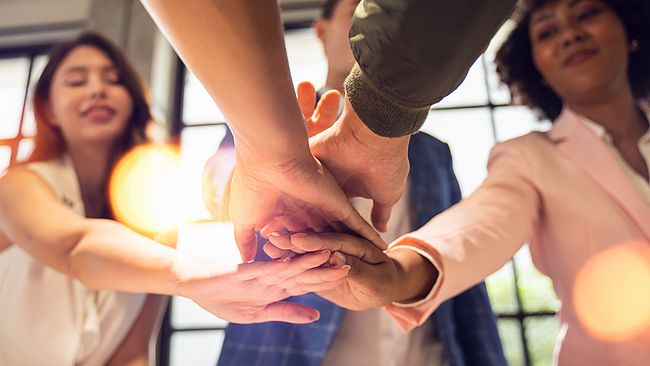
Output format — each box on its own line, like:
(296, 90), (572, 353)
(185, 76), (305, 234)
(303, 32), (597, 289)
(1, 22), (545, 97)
(48, 45), (133, 148)
(529, 0), (631, 104)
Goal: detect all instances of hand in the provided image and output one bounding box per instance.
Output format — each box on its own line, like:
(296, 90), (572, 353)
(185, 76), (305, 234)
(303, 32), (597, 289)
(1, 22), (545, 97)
(296, 81), (341, 138)
(309, 96), (411, 232)
(230, 150), (384, 262)
(174, 250), (350, 323)
(264, 232), (437, 311)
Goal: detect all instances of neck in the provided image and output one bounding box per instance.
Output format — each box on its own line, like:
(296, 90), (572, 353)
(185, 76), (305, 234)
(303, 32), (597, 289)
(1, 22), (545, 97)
(67, 143), (115, 216)
(566, 86), (647, 142)
(324, 66), (348, 93)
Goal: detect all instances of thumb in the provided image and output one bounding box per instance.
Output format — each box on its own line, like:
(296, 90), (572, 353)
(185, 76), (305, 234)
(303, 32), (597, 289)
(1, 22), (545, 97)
(371, 201), (393, 233)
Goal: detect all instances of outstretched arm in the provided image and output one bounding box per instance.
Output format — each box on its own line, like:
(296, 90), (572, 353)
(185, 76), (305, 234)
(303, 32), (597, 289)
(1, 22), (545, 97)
(0, 168), (349, 324)
(142, 0), (383, 261)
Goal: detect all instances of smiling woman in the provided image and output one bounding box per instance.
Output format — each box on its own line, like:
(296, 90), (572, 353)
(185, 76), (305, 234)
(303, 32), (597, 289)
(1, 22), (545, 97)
(0, 32), (349, 366)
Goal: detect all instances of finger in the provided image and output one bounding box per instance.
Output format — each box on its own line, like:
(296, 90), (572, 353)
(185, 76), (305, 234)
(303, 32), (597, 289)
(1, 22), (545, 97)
(291, 232), (386, 264)
(285, 278), (346, 297)
(312, 90), (340, 131)
(256, 301), (320, 324)
(263, 241), (296, 260)
(342, 212), (387, 250)
(233, 250), (329, 281)
(268, 232), (305, 253)
(297, 81), (316, 121)
(233, 223), (259, 263)
(259, 220), (287, 238)
(370, 201), (393, 233)
(281, 265), (350, 288)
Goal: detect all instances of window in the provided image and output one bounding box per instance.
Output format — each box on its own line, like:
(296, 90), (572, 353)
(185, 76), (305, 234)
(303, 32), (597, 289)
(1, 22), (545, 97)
(0, 48), (49, 173)
(166, 26), (561, 366)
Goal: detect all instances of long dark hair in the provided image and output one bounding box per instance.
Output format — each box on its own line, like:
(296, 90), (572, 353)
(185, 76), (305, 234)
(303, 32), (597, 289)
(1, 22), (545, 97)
(495, 0), (650, 121)
(29, 31), (152, 162)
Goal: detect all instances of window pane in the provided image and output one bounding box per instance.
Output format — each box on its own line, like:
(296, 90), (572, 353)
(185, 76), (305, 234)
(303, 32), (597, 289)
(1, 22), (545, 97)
(170, 330), (224, 366)
(524, 316), (561, 366)
(493, 106), (552, 142)
(486, 260), (520, 314)
(420, 108), (495, 196)
(17, 139), (34, 162)
(434, 57), (488, 108)
(0, 57), (30, 139)
(0, 146), (11, 171)
(180, 125), (228, 221)
(285, 28), (327, 90)
(182, 71), (226, 125)
(172, 222), (240, 329)
(498, 319), (525, 366)
(22, 55), (49, 137)
(484, 20), (517, 105)
(514, 246), (561, 313)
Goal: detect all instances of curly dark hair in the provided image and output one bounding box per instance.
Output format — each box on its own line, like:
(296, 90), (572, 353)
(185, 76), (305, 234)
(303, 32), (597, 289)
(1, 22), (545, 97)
(495, 0), (650, 121)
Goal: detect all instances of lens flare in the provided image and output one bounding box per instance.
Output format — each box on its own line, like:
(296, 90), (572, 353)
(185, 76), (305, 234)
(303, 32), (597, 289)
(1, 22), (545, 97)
(109, 144), (182, 242)
(573, 242), (650, 341)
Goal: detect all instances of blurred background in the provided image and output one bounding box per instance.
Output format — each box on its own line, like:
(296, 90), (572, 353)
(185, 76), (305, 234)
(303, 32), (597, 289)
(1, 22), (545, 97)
(0, 1), (561, 365)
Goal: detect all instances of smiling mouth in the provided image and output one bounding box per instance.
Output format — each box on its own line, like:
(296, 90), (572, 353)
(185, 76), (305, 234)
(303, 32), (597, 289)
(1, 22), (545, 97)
(82, 106), (116, 122)
(563, 49), (599, 67)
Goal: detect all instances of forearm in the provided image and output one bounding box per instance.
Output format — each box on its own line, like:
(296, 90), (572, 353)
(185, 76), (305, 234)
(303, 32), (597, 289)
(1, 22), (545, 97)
(142, 0), (310, 162)
(68, 219), (189, 295)
(346, 0), (516, 137)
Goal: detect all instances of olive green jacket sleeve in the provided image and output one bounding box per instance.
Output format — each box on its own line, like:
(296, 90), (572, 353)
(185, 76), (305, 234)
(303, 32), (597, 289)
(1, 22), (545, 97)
(344, 0), (517, 137)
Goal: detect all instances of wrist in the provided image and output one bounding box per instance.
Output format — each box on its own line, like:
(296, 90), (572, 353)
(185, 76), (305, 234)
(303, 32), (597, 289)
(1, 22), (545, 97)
(388, 248), (438, 304)
(338, 97), (410, 155)
(170, 252), (212, 297)
(232, 118), (312, 167)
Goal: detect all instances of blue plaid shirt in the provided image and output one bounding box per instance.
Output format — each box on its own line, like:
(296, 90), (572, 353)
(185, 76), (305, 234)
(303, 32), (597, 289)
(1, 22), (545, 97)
(216, 131), (506, 366)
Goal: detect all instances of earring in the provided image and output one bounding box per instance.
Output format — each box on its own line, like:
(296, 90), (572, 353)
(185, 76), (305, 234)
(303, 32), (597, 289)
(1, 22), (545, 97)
(630, 39), (640, 52)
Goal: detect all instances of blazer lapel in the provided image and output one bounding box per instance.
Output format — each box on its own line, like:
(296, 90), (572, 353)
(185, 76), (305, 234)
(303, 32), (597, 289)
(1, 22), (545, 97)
(548, 109), (650, 240)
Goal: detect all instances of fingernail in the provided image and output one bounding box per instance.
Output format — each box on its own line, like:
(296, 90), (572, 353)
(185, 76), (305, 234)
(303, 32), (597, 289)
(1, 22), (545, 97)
(321, 250), (331, 256)
(342, 265), (351, 271)
(292, 233), (308, 239)
(268, 232), (280, 237)
(310, 310), (321, 321)
(333, 252), (346, 266)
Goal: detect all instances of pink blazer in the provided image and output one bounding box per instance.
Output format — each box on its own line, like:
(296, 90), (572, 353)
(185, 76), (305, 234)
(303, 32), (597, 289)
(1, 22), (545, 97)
(387, 108), (650, 365)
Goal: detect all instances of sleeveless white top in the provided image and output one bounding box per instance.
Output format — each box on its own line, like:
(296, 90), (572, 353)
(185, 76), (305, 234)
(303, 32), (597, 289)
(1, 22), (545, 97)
(0, 156), (146, 366)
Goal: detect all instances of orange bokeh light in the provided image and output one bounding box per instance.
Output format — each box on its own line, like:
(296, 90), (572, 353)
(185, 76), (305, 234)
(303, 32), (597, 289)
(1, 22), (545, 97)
(573, 241), (650, 342)
(109, 144), (183, 242)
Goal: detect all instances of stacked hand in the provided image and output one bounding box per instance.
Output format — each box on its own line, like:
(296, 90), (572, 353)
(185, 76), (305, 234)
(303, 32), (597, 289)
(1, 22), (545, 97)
(227, 82), (410, 261)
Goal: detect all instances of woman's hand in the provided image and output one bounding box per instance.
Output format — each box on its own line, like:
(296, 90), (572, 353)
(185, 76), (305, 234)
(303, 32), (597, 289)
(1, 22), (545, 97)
(264, 232), (438, 311)
(173, 250), (350, 323)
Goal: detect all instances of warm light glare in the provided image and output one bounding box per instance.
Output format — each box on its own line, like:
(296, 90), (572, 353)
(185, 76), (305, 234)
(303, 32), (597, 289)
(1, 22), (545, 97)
(109, 144), (183, 239)
(573, 242), (650, 342)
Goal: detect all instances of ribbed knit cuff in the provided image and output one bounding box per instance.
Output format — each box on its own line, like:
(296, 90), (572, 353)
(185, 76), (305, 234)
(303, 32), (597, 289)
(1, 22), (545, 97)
(344, 64), (431, 138)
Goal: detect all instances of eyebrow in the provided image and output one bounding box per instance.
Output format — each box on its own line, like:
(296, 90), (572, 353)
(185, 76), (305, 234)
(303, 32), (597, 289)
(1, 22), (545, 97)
(531, 0), (592, 25)
(63, 65), (117, 75)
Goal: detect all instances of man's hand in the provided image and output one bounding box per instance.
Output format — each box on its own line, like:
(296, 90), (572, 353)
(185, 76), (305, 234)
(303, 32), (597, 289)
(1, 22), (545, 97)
(264, 232), (438, 311)
(309, 96), (411, 232)
(229, 150), (384, 262)
(174, 250), (350, 324)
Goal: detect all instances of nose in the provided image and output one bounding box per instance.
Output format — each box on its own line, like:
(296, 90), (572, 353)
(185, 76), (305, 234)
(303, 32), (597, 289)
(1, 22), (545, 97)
(87, 75), (108, 100)
(560, 25), (586, 48)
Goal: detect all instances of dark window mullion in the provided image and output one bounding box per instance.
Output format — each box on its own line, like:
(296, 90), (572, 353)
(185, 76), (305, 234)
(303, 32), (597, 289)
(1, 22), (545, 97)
(11, 54), (35, 166)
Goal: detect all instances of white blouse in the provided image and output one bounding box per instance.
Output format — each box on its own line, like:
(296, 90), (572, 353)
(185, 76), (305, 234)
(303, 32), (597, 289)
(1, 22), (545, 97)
(0, 156), (145, 366)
